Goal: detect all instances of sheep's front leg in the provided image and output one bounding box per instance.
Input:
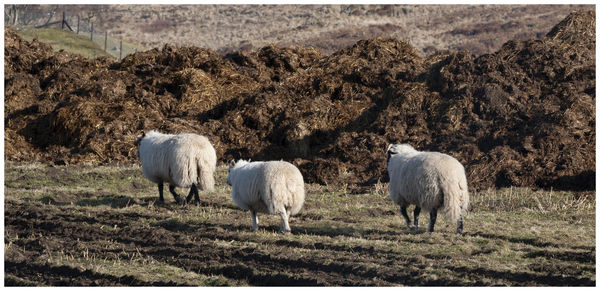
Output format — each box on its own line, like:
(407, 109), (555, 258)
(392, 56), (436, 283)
(400, 206), (412, 229)
(169, 185), (183, 204)
(413, 206), (421, 230)
(280, 211), (291, 234)
(428, 209), (438, 233)
(456, 215), (464, 235)
(251, 210), (259, 231)
(158, 182), (165, 203)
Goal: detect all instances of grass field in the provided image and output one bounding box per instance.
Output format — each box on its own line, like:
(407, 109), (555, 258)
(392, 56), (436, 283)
(4, 162), (595, 286)
(13, 26), (141, 60)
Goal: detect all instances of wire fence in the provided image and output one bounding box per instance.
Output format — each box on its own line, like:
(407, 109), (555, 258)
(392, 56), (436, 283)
(4, 5), (139, 60)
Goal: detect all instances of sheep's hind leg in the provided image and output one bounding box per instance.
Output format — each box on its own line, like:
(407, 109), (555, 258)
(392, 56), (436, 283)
(280, 210), (291, 234)
(251, 210), (259, 231)
(169, 185), (184, 205)
(400, 206), (412, 229)
(428, 209), (438, 233)
(413, 206), (421, 230)
(158, 182), (165, 203)
(456, 215), (464, 235)
(185, 184), (200, 206)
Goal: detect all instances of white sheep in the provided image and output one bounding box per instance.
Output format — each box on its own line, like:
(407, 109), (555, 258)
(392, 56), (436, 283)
(386, 144), (469, 234)
(134, 130), (216, 205)
(227, 160), (305, 233)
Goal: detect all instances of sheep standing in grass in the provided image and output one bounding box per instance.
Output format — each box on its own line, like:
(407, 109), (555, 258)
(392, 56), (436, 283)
(227, 160), (305, 234)
(386, 144), (469, 234)
(134, 130), (216, 205)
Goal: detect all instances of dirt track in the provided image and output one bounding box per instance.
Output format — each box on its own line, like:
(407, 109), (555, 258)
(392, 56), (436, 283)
(4, 11), (596, 191)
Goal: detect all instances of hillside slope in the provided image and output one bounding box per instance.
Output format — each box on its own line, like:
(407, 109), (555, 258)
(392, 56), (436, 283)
(8, 4), (594, 56)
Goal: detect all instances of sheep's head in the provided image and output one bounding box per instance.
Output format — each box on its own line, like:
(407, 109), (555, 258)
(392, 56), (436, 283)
(133, 132), (146, 147)
(386, 144), (416, 164)
(227, 159), (250, 186)
(134, 132), (146, 158)
(226, 160), (235, 186)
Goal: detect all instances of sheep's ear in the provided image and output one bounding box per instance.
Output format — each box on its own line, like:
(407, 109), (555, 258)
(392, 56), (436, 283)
(133, 132), (145, 146)
(386, 144), (395, 153)
(229, 160), (236, 167)
(386, 144), (398, 165)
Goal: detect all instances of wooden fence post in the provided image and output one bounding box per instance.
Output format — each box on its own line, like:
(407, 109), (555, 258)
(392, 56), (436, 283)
(104, 31), (108, 51)
(90, 22), (94, 40)
(12, 5), (17, 26)
(61, 11), (65, 29)
(77, 15), (80, 34)
(119, 39), (123, 61)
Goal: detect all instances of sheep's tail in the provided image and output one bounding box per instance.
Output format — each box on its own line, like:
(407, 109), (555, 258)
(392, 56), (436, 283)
(196, 159), (215, 192)
(269, 167), (305, 216)
(441, 174), (469, 223)
(288, 175), (305, 216)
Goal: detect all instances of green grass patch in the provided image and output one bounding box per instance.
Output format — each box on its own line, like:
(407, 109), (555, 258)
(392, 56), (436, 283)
(13, 26), (142, 60)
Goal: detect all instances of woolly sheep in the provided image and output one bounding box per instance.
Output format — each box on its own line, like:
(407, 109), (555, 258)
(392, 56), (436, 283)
(227, 160), (305, 233)
(134, 130), (216, 205)
(386, 144), (469, 234)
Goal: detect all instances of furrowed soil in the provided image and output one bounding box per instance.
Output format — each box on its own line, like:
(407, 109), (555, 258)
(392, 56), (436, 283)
(4, 11), (596, 191)
(4, 162), (595, 286)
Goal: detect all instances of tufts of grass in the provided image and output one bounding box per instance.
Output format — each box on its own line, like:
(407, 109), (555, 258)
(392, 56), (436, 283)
(4, 162), (596, 286)
(471, 186), (594, 213)
(47, 255), (230, 286)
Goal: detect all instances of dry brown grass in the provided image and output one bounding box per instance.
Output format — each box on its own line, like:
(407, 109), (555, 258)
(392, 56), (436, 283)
(15, 4), (594, 56)
(4, 162), (596, 286)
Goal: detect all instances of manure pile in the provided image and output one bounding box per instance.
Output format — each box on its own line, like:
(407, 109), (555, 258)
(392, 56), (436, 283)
(5, 11), (595, 191)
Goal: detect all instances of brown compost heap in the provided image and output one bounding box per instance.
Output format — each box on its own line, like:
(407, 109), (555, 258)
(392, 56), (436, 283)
(5, 11), (595, 191)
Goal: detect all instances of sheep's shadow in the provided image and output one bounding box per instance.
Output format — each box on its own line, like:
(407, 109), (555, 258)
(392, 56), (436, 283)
(136, 196), (240, 212)
(136, 196), (189, 208)
(36, 196), (71, 206)
(75, 194), (231, 210)
(36, 195), (138, 208)
(76, 195), (137, 208)
(291, 224), (431, 239)
(151, 219), (250, 234)
(150, 218), (197, 232)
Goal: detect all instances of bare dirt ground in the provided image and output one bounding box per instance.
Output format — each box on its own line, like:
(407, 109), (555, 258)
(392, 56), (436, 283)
(4, 163), (595, 286)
